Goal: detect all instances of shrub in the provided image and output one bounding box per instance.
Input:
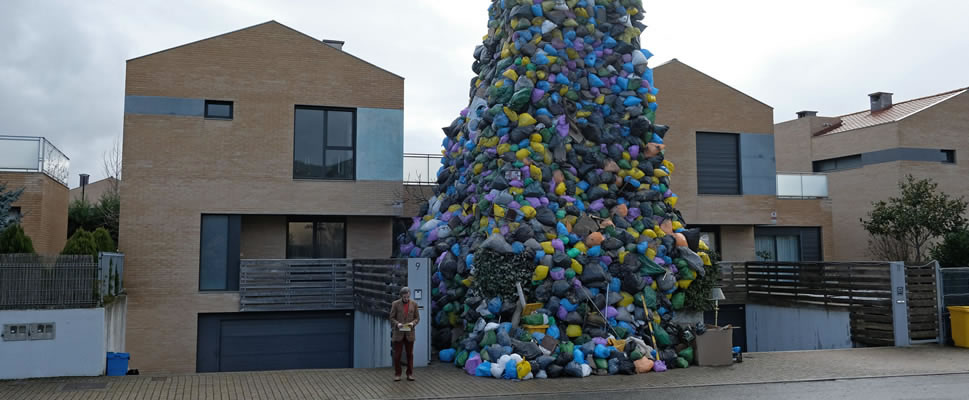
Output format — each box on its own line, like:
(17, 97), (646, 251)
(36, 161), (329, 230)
(931, 229), (969, 267)
(62, 228), (98, 259)
(93, 227), (116, 253)
(0, 224), (35, 254)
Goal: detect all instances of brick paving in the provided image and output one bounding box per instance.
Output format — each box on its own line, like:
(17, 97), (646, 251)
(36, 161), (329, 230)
(2, 346), (968, 400)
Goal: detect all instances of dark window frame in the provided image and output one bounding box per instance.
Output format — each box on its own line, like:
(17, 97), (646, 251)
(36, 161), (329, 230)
(942, 149), (956, 164)
(292, 106), (357, 181)
(812, 154), (862, 173)
(204, 100), (234, 120)
(198, 214), (241, 292)
(754, 226), (823, 262)
(696, 132), (742, 195)
(2, 206), (21, 226)
(285, 216), (347, 259)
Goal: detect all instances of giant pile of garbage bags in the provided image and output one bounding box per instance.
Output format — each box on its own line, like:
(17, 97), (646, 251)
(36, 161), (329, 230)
(399, 0), (716, 379)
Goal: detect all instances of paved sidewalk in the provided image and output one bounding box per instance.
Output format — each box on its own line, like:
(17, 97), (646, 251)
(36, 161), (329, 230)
(2, 346), (968, 400)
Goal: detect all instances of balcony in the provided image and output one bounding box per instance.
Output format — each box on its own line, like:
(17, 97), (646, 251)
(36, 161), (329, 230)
(403, 153), (442, 185)
(0, 135), (70, 186)
(776, 173), (828, 199)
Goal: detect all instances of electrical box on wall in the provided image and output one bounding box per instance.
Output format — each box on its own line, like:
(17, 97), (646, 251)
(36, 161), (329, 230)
(2, 323), (55, 341)
(30, 323), (55, 340)
(2, 324), (28, 341)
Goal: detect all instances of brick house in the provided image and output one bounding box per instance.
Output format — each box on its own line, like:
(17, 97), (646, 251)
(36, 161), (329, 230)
(0, 135), (70, 254)
(775, 87), (968, 261)
(120, 21), (404, 373)
(652, 59), (833, 263)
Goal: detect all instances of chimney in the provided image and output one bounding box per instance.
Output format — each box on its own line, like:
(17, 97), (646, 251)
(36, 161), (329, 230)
(796, 110), (818, 119)
(868, 92), (893, 112)
(322, 39), (344, 51)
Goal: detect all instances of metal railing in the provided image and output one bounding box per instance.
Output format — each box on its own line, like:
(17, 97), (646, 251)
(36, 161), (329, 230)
(1, 255), (96, 309)
(0, 135), (70, 186)
(939, 266), (969, 345)
(404, 153), (442, 185)
(776, 173), (828, 199)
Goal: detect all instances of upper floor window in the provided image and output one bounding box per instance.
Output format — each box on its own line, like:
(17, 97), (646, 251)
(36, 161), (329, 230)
(293, 107), (355, 180)
(286, 217), (346, 259)
(942, 150), (956, 164)
(204, 100), (233, 120)
(2, 206), (21, 226)
(696, 132), (741, 195)
(812, 154), (862, 173)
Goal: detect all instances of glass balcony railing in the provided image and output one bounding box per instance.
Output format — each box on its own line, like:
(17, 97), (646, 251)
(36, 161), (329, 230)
(404, 153), (443, 185)
(776, 173), (828, 199)
(0, 136), (69, 186)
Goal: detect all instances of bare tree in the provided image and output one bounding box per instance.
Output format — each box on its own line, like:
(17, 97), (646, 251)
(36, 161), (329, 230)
(101, 135), (122, 196)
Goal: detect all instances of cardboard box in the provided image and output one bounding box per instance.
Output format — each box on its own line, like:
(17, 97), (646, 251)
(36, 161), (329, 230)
(695, 324), (734, 366)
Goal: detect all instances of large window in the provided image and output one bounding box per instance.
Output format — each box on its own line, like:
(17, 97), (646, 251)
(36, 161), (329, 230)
(199, 215), (241, 291)
(293, 107), (355, 180)
(287, 217), (346, 259)
(812, 154), (862, 172)
(696, 132), (741, 195)
(754, 227), (822, 262)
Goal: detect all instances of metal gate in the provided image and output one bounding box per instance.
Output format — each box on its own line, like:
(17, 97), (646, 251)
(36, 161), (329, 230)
(938, 266), (969, 345)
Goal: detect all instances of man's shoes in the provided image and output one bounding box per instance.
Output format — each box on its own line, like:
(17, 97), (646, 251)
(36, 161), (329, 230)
(407, 375), (415, 381)
(394, 376), (401, 382)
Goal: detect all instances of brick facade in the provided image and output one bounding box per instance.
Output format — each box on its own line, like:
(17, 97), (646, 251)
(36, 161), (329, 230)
(653, 60), (833, 261)
(0, 172), (68, 254)
(120, 21), (404, 373)
(775, 91), (969, 260)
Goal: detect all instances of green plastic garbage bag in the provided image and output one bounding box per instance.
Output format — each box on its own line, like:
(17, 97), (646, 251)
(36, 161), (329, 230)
(522, 313), (547, 326)
(639, 255), (666, 275)
(642, 286), (658, 309)
(594, 358), (608, 370)
(675, 357), (689, 369)
(652, 322), (671, 347)
(455, 350), (469, 368)
(678, 347), (694, 364)
(481, 330), (497, 347)
(671, 292), (685, 311)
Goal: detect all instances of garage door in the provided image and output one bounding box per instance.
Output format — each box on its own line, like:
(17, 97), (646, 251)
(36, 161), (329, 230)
(197, 311), (353, 372)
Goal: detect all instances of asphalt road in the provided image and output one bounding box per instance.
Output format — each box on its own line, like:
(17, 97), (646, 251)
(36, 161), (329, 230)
(475, 373), (969, 400)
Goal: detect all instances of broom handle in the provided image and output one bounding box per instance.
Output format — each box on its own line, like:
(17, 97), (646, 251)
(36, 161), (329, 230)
(641, 296), (658, 350)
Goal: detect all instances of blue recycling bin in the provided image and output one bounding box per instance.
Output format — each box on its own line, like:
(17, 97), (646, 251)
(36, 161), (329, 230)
(106, 352), (130, 376)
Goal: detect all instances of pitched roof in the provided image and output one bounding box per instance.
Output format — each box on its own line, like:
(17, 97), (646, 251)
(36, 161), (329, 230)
(127, 21), (403, 80)
(817, 87), (968, 136)
(654, 58), (773, 110)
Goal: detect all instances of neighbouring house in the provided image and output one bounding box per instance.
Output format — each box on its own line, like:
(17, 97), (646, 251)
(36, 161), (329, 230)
(70, 176), (119, 204)
(0, 135), (70, 254)
(120, 21), (405, 374)
(775, 87), (969, 260)
(652, 59), (834, 263)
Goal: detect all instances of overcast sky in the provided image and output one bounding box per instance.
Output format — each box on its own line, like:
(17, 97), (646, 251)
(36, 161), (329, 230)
(3, 0), (967, 188)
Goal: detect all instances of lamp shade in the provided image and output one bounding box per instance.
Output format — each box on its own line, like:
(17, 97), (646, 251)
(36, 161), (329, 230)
(710, 287), (726, 301)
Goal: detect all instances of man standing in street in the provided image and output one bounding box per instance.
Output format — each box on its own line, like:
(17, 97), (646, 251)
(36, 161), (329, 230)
(389, 286), (419, 381)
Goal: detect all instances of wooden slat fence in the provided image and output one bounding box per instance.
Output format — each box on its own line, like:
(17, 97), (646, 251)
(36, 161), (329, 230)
(239, 258), (411, 316)
(353, 259), (408, 319)
(718, 261), (895, 346)
(239, 259), (354, 312)
(0, 254), (99, 310)
(906, 262), (940, 342)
